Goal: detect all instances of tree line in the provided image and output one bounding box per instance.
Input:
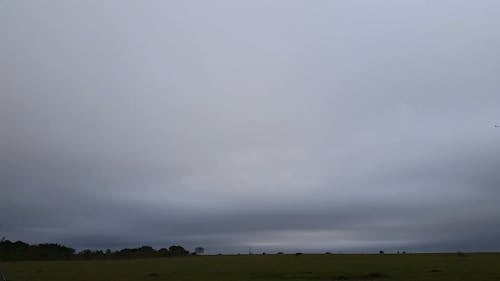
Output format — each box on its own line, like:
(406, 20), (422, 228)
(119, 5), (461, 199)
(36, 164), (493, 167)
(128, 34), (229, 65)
(0, 240), (190, 261)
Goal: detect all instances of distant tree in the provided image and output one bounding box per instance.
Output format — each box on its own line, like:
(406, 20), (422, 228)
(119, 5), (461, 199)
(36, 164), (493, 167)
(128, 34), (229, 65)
(115, 246), (158, 258)
(77, 249), (94, 259)
(36, 243), (75, 260)
(379, 251), (385, 254)
(137, 246), (156, 257)
(0, 239), (193, 261)
(0, 241), (75, 261)
(168, 245), (189, 256)
(158, 248), (169, 256)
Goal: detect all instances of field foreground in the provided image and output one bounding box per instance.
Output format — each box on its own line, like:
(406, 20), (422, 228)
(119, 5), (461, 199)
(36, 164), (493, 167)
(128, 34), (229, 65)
(2, 253), (500, 281)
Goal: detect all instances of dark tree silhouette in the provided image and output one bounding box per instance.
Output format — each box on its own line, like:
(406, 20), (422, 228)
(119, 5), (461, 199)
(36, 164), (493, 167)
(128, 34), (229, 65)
(0, 239), (190, 261)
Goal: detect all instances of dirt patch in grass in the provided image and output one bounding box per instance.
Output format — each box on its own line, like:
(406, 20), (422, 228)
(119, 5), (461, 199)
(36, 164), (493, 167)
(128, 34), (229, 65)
(146, 272), (160, 278)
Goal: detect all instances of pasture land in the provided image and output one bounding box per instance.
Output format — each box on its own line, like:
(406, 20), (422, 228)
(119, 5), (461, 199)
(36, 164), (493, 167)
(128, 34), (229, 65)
(2, 253), (500, 281)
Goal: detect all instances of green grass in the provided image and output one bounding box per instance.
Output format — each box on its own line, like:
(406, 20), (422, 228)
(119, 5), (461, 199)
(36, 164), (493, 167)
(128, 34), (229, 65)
(2, 253), (500, 281)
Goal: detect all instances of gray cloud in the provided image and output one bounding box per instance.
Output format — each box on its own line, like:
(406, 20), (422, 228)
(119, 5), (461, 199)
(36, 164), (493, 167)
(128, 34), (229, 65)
(1, 0), (500, 253)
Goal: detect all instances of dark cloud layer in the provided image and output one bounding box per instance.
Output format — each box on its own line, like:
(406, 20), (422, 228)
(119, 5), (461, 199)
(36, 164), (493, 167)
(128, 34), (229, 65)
(1, 0), (500, 253)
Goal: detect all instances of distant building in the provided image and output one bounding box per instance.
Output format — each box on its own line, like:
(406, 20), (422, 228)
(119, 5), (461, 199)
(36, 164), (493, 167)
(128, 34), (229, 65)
(195, 247), (205, 255)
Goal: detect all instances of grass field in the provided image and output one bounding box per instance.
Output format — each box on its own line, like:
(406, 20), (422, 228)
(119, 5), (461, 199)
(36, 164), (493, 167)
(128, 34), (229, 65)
(2, 253), (500, 281)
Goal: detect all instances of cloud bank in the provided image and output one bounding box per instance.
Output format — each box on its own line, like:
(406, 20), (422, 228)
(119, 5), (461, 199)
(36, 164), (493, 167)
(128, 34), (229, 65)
(1, 0), (500, 253)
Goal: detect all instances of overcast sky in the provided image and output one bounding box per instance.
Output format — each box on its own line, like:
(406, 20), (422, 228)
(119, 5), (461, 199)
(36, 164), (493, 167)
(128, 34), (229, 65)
(1, 0), (500, 254)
